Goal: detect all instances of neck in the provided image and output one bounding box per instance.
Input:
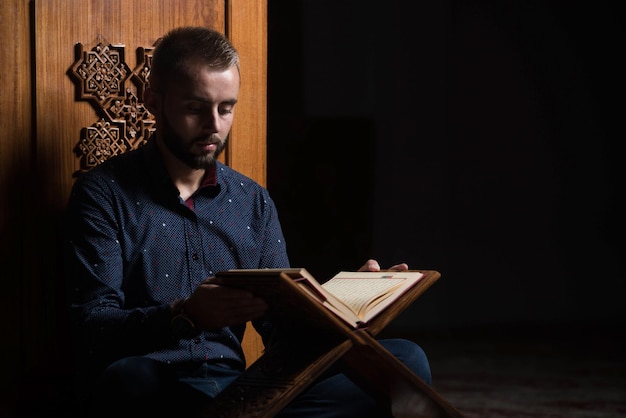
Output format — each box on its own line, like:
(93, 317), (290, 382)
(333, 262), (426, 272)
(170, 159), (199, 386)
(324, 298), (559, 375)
(156, 136), (205, 201)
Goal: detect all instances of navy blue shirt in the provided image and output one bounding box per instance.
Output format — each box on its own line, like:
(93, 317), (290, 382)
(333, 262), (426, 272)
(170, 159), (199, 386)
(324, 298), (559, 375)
(65, 138), (290, 375)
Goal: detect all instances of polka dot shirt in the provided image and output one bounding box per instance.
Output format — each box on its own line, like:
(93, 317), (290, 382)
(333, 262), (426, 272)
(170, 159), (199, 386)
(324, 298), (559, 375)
(65, 139), (290, 372)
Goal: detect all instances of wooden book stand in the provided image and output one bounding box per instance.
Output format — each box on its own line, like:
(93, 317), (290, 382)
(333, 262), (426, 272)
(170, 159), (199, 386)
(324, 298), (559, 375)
(199, 270), (464, 417)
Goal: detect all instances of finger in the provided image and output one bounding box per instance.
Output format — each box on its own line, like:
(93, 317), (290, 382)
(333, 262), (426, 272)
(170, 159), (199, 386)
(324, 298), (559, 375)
(220, 298), (269, 325)
(358, 259), (380, 272)
(387, 263), (409, 271)
(201, 276), (217, 284)
(197, 282), (258, 301)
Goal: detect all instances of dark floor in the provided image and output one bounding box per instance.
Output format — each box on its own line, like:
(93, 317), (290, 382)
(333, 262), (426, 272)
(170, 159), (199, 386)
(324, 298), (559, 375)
(405, 321), (626, 417)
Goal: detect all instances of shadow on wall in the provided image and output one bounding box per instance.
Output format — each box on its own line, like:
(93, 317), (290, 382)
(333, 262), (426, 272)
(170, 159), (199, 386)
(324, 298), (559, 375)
(268, 1), (626, 329)
(268, 117), (375, 281)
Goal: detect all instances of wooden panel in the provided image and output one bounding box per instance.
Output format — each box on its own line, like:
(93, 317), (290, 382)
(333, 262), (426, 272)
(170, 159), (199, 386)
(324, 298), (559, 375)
(227, 0), (268, 187)
(0, 0), (33, 398)
(227, 0), (269, 363)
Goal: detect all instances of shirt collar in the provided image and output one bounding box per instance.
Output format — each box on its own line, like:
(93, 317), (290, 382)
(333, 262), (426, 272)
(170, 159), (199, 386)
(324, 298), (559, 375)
(200, 163), (217, 188)
(139, 138), (220, 212)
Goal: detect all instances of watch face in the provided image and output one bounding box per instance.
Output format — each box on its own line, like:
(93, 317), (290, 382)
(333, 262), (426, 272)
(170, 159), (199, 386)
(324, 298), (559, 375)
(172, 314), (197, 339)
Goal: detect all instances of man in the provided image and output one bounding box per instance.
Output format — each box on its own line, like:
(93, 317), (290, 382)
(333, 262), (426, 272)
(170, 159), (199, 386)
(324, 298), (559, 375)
(65, 26), (431, 417)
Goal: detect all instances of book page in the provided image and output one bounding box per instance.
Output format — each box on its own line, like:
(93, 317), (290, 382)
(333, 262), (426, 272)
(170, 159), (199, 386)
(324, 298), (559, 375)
(296, 282), (361, 325)
(321, 278), (405, 318)
(322, 271), (424, 323)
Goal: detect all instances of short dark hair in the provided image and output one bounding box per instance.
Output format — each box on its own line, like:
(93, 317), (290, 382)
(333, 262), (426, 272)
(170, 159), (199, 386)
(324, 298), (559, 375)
(149, 26), (239, 91)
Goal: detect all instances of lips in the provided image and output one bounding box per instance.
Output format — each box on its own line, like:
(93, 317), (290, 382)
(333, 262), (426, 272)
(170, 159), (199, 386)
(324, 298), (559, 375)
(198, 142), (217, 152)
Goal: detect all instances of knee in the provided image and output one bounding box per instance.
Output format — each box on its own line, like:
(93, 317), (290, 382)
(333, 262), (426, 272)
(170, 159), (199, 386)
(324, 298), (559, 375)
(379, 338), (432, 385)
(96, 356), (166, 397)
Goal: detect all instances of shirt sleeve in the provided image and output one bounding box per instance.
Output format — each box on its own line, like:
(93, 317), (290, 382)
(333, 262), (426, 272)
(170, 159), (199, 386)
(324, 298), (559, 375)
(64, 172), (175, 363)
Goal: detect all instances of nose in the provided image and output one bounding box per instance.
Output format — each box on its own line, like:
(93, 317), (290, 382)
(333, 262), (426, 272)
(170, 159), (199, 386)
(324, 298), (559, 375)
(202, 108), (220, 133)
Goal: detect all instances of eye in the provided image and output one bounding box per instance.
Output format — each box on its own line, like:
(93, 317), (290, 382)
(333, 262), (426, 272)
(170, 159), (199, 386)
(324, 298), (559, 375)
(218, 104), (234, 116)
(187, 103), (204, 113)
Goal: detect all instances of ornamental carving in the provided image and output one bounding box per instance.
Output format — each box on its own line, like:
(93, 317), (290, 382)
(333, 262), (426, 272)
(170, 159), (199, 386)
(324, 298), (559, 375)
(69, 37), (156, 175)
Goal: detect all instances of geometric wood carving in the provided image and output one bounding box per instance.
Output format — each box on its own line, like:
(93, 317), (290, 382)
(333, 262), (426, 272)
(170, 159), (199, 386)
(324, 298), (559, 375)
(76, 118), (126, 170)
(70, 41), (131, 105)
(69, 38), (156, 175)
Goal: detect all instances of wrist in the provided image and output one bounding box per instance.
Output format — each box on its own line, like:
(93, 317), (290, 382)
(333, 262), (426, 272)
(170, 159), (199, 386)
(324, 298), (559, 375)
(170, 298), (187, 316)
(170, 298), (198, 339)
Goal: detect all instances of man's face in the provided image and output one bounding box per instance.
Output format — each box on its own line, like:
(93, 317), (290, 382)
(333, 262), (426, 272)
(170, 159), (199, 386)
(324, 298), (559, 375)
(152, 61), (240, 169)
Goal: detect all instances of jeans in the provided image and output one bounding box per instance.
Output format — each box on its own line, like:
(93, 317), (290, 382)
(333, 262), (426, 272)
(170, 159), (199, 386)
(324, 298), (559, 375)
(87, 338), (431, 418)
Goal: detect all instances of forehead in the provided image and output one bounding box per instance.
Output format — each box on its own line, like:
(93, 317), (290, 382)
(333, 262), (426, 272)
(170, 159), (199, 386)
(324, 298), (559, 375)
(169, 63), (240, 97)
(180, 56), (238, 80)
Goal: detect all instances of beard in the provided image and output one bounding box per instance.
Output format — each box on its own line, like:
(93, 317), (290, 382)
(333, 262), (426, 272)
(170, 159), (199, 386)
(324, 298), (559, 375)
(160, 113), (227, 170)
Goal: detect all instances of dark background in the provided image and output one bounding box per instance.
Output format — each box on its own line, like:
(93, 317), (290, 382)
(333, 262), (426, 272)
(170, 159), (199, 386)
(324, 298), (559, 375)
(266, 1), (625, 332)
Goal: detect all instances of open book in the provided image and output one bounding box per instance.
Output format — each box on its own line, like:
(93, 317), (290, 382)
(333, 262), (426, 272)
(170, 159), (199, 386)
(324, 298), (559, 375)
(215, 268), (425, 329)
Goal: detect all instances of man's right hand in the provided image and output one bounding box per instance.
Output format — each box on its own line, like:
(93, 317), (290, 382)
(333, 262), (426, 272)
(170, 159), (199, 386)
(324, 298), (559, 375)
(183, 277), (269, 330)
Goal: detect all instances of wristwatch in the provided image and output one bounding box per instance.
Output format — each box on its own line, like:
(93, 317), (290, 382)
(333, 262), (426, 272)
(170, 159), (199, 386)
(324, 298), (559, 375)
(170, 299), (199, 339)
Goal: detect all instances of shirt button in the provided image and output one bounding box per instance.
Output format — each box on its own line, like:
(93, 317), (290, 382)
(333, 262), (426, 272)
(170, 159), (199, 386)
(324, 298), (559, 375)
(193, 337), (201, 344)
(192, 253), (199, 260)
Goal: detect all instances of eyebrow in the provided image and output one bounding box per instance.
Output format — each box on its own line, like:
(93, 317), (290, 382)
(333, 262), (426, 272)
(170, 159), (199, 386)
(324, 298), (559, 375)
(183, 97), (238, 106)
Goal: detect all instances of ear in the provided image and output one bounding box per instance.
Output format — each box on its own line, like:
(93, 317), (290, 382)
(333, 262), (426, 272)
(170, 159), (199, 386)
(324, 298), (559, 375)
(143, 87), (159, 116)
